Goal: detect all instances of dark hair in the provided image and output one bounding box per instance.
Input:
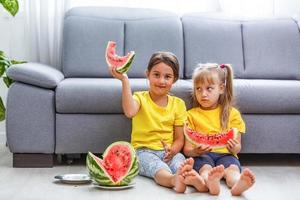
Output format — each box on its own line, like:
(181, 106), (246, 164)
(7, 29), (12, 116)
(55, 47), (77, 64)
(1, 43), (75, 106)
(147, 51), (180, 82)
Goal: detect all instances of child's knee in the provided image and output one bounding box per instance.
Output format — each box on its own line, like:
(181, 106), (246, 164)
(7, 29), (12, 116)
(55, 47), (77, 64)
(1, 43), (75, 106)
(227, 164), (240, 171)
(224, 165), (240, 187)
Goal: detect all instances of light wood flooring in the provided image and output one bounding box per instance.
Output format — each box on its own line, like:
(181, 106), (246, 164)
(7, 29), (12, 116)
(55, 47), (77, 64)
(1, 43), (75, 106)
(1, 135), (300, 200)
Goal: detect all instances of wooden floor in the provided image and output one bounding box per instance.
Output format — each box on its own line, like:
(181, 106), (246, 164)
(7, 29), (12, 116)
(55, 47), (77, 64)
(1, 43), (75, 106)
(1, 135), (300, 200)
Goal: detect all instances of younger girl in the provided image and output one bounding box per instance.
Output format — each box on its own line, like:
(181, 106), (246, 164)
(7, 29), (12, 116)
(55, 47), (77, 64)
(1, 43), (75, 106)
(182, 63), (255, 196)
(109, 52), (187, 193)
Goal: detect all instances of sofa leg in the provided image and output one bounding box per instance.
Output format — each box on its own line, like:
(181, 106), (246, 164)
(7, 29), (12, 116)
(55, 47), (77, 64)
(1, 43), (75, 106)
(13, 153), (54, 168)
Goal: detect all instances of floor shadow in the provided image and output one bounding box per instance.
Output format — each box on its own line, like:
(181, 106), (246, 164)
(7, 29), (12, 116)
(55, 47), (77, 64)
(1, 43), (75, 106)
(239, 154), (300, 166)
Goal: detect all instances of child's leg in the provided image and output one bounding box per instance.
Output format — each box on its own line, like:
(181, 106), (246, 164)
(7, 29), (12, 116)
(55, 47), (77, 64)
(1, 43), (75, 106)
(154, 168), (186, 193)
(163, 152), (190, 193)
(137, 149), (186, 192)
(224, 164), (241, 187)
(180, 158), (208, 192)
(216, 155), (255, 195)
(230, 168), (255, 196)
(193, 154), (224, 195)
(216, 154), (242, 187)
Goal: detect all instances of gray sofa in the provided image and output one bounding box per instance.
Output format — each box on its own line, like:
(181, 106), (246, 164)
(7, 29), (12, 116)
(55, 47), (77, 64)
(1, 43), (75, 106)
(6, 7), (300, 167)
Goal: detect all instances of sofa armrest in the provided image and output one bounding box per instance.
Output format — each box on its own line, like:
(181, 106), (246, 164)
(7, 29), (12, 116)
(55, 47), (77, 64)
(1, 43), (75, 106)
(6, 62), (64, 89)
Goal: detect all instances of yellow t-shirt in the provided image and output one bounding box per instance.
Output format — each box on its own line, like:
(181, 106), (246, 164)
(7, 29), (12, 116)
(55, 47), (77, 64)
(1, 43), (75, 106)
(131, 91), (187, 150)
(187, 106), (245, 154)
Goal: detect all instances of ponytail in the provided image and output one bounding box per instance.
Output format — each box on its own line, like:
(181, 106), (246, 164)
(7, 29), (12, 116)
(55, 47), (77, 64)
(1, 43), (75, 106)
(218, 64), (235, 131)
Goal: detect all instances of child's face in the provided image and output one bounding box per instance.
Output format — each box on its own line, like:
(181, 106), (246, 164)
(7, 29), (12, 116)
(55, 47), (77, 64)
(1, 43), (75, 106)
(146, 62), (175, 97)
(195, 77), (224, 110)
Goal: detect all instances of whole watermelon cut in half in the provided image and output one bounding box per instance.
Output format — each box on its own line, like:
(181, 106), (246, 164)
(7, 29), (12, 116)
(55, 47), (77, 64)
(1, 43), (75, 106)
(105, 41), (135, 74)
(184, 126), (239, 149)
(86, 141), (139, 186)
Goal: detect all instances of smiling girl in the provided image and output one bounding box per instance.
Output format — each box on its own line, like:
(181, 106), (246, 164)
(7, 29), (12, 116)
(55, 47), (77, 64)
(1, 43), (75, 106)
(109, 52), (188, 193)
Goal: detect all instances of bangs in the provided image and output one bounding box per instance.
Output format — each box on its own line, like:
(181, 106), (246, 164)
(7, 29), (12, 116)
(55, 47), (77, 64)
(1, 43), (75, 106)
(193, 69), (219, 86)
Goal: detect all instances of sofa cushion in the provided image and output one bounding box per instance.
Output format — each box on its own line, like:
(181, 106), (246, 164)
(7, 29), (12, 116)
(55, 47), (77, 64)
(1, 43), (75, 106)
(56, 78), (300, 114)
(63, 7), (183, 78)
(182, 14), (244, 79)
(63, 16), (124, 78)
(184, 79), (300, 114)
(56, 78), (192, 114)
(242, 19), (300, 80)
(234, 79), (300, 114)
(125, 17), (184, 78)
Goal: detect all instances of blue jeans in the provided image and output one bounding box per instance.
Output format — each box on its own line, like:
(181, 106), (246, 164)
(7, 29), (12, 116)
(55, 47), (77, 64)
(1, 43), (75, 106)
(193, 152), (242, 172)
(136, 148), (185, 178)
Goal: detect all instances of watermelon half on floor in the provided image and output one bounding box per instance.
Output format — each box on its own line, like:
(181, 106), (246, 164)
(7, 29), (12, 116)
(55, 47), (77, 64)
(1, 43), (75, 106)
(86, 141), (139, 186)
(184, 126), (239, 149)
(105, 41), (135, 74)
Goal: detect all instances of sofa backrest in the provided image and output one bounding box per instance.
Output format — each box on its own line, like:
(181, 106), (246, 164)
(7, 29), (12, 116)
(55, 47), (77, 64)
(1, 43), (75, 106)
(242, 18), (300, 79)
(182, 13), (300, 80)
(182, 14), (244, 78)
(62, 7), (184, 78)
(63, 8), (300, 80)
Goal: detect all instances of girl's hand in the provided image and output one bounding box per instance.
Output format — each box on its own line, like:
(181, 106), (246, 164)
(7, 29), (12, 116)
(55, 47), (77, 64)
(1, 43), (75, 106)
(161, 140), (176, 163)
(108, 65), (128, 81)
(226, 138), (241, 154)
(193, 144), (212, 156)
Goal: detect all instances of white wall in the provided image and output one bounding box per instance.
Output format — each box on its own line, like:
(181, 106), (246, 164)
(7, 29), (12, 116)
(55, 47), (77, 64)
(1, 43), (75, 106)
(0, 12), (26, 135)
(274, 0), (300, 16)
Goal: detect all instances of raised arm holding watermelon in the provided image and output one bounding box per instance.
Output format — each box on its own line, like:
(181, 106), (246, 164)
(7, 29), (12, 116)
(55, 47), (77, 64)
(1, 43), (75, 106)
(108, 45), (190, 193)
(180, 63), (255, 196)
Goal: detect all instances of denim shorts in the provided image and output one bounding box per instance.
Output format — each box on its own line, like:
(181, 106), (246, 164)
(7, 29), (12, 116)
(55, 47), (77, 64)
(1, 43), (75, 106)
(136, 148), (185, 179)
(193, 152), (242, 172)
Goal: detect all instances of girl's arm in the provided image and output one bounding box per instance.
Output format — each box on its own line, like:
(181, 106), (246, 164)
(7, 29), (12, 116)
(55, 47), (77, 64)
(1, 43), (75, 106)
(183, 139), (212, 157)
(226, 134), (242, 155)
(171, 126), (185, 153)
(162, 126), (184, 162)
(109, 67), (140, 118)
(120, 78), (140, 118)
(183, 139), (196, 157)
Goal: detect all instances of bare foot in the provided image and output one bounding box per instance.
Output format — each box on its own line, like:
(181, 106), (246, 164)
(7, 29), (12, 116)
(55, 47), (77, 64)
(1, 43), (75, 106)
(179, 157), (194, 174)
(231, 168), (255, 196)
(172, 158), (195, 193)
(183, 169), (208, 192)
(206, 165), (224, 195)
(173, 171), (186, 193)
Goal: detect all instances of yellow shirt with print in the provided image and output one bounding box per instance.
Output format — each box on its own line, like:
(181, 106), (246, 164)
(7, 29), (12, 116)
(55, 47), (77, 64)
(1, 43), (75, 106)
(187, 106), (245, 155)
(131, 91), (187, 150)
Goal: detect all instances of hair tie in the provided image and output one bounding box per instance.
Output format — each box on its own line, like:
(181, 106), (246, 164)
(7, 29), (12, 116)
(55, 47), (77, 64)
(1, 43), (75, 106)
(220, 64), (226, 69)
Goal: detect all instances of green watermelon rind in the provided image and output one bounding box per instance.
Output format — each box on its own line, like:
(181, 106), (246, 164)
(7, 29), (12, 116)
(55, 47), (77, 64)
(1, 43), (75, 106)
(184, 127), (239, 149)
(86, 152), (115, 185)
(86, 141), (139, 186)
(105, 41), (135, 74)
(115, 53), (135, 74)
(87, 152), (137, 186)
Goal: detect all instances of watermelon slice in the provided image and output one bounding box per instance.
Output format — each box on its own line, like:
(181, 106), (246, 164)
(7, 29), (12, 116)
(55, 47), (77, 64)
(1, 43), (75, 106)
(184, 126), (239, 149)
(86, 141), (139, 186)
(105, 41), (135, 74)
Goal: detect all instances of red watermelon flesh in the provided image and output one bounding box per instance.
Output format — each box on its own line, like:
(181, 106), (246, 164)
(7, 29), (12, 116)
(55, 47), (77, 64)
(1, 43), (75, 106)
(102, 145), (132, 183)
(105, 41), (135, 73)
(91, 143), (133, 183)
(184, 126), (238, 149)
